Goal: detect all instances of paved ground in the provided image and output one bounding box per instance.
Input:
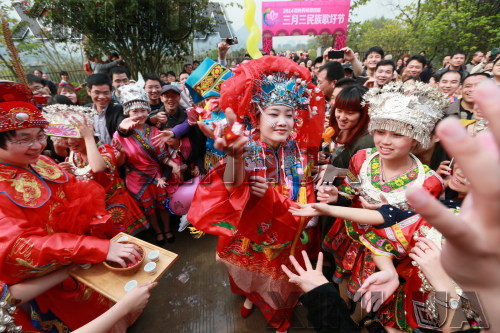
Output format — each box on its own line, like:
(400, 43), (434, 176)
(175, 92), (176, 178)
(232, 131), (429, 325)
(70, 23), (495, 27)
(128, 222), (318, 333)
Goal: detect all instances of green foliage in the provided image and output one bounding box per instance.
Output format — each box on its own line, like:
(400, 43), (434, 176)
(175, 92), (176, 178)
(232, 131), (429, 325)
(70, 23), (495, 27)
(405, 0), (500, 58)
(347, 0), (499, 64)
(348, 17), (412, 53)
(25, 0), (222, 75)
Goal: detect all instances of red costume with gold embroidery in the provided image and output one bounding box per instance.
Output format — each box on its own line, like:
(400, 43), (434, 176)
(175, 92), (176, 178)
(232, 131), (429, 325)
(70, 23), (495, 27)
(0, 156), (115, 330)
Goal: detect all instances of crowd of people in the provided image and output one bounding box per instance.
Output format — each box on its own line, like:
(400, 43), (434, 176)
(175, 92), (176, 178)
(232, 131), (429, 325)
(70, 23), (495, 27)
(0, 40), (499, 333)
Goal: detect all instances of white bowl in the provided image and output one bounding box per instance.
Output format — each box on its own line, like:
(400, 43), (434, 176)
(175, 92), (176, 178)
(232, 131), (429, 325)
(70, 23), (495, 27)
(144, 262), (157, 275)
(124, 280), (138, 292)
(148, 250), (160, 262)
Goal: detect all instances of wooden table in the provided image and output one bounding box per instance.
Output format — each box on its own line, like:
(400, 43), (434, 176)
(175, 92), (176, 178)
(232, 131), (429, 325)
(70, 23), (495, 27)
(70, 232), (178, 302)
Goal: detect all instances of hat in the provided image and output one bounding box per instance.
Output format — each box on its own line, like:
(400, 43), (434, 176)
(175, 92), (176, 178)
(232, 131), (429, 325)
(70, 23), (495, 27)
(363, 81), (447, 148)
(0, 81), (47, 132)
(119, 74), (149, 115)
(185, 58), (233, 104)
(43, 104), (95, 138)
(342, 64), (353, 71)
(160, 84), (181, 95)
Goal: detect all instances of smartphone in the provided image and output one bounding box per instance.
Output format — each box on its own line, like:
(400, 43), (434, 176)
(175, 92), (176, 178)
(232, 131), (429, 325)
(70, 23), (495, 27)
(448, 157), (454, 169)
(328, 50), (344, 59)
(225, 37), (238, 45)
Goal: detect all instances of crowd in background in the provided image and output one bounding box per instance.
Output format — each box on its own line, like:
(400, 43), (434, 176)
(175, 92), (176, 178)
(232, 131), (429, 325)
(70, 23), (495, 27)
(1, 39), (499, 333)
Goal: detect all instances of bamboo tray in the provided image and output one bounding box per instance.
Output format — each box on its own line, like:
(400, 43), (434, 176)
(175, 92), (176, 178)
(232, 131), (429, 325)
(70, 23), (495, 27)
(70, 232), (178, 302)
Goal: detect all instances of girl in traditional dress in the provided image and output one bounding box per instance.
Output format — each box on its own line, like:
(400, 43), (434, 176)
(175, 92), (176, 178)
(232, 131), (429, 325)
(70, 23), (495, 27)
(357, 161), (485, 332)
(318, 82), (447, 298)
(187, 56), (325, 332)
(43, 104), (149, 237)
(290, 161), (486, 332)
(113, 82), (174, 244)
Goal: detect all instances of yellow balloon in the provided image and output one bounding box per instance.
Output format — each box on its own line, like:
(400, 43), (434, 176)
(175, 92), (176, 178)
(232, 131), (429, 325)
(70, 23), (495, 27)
(243, 0), (263, 59)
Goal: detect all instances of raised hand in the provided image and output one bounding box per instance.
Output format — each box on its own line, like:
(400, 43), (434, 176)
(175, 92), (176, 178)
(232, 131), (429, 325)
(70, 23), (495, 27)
(354, 269), (399, 312)
(405, 81), (500, 329)
(155, 111), (168, 125)
(72, 118), (94, 139)
(436, 160), (452, 178)
(59, 157), (75, 173)
(281, 251), (329, 293)
(406, 81), (500, 291)
(213, 108), (247, 158)
(119, 117), (140, 132)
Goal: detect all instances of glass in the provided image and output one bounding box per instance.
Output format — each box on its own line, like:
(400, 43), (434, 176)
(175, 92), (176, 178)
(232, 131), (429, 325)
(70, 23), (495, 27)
(8, 133), (48, 147)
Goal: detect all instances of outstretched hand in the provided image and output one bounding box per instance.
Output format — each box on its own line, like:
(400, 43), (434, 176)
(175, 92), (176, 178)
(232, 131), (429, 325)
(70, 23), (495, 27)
(316, 185), (339, 204)
(281, 251), (329, 293)
(152, 130), (174, 146)
(213, 108), (248, 158)
(119, 117), (140, 132)
(353, 270), (399, 312)
(117, 281), (157, 314)
(359, 194), (389, 210)
(289, 203), (331, 217)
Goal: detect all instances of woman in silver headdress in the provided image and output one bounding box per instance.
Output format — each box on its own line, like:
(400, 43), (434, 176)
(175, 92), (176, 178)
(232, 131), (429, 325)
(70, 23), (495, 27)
(114, 80), (174, 244)
(318, 81), (447, 298)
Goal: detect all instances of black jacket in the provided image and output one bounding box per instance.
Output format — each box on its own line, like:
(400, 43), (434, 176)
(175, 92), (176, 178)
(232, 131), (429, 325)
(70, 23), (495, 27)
(300, 283), (360, 332)
(85, 102), (126, 138)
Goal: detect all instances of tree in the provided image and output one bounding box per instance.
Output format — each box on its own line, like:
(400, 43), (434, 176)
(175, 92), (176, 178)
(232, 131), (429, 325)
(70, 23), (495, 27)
(25, 0), (223, 75)
(347, 17), (412, 54)
(346, 0), (499, 64)
(400, 0), (500, 58)
(0, 5), (42, 79)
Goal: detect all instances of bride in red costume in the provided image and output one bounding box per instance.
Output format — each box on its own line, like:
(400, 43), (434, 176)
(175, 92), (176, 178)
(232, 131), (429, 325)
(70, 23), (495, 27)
(0, 82), (141, 332)
(187, 56), (325, 332)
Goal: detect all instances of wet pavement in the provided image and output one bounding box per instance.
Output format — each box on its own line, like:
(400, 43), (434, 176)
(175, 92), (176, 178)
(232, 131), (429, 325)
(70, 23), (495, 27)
(129, 222), (318, 333)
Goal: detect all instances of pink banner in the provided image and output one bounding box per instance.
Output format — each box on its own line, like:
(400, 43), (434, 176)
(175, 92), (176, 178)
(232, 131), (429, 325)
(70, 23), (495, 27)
(262, 0), (351, 37)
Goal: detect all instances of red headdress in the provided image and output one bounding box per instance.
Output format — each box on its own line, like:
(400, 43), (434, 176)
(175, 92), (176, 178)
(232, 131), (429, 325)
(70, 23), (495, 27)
(219, 56), (325, 153)
(0, 81), (48, 133)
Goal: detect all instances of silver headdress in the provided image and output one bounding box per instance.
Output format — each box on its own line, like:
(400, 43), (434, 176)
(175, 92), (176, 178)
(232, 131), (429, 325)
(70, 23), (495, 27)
(43, 104), (95, 138)
(363, 81), (448, 148)
(252, 72), (310, 109)
(118, 73), (149, 115)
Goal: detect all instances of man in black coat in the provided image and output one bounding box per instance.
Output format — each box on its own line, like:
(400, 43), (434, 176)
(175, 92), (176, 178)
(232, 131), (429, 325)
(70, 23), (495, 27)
(85, 74), (126, 144)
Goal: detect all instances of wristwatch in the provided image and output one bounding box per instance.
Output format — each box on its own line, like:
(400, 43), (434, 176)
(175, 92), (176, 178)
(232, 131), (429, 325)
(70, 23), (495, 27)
(435, 296), (460, 310)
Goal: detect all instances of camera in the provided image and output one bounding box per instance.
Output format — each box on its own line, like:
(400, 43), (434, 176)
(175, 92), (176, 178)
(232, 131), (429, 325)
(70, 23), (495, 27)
(225, 37), (238, 45)
(328, 50), (344, 59)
